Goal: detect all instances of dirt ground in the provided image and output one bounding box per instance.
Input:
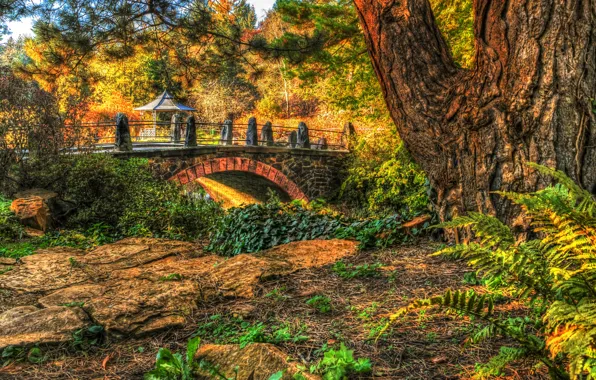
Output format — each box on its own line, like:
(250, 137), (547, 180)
(0, 239), (546, 379)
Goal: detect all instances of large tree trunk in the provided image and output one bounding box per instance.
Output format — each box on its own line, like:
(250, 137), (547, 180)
(354, 0), (596, 226)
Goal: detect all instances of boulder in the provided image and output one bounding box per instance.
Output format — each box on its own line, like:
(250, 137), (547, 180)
(10, 196), (52, 232)
(0, 306), (89, 350)
(79, 238), (201, 279)
(0, 239), (200, 294)
(13, 189), (58, 202)
(38, 255), (219, 337)
(196, 343), (319, 380)
(1, 238), (358, 343)
(211, 239), (359, 298)
(11, 189), (75, 230)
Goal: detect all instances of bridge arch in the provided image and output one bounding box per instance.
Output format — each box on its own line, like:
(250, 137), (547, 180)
(169, 157), (308, 201)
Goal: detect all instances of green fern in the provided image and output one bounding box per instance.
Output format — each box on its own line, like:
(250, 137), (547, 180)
(475, 346), (528, 378)
(387, 163), (596, 379)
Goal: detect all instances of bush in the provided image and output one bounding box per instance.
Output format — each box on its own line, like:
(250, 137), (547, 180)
(385, 164), (596, 379)
(312, 343), (372, 379)
(339, 129), (430, 219)
(0, 196), (23, 242)
(60, 155), (223, 240)
(0, 154), (223, 242)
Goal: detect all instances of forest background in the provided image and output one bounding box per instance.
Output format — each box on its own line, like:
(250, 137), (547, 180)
(0, 0), (473, 217)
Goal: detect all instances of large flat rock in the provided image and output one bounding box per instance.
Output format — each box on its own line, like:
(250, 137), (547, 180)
(0, 258), (15, 273)
(1, 238), (358, 345)
(0, 239), (201, 294)
(0, 247), (87, 293)
(0, 306), (89, 350)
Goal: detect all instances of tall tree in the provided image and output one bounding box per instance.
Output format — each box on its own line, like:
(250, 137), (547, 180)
(353, 0), (596, 225)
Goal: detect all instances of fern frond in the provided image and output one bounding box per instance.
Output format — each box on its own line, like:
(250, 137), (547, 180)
(435, 212), (514, 249)
(474, 346), (528, 379)
(470, 324), (498, 344)
(527, 163), (595, 211)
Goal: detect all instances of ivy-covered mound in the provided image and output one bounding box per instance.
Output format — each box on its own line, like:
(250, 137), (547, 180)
(207, 200), (429, 256)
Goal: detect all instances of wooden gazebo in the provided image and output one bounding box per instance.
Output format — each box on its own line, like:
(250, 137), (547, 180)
(134, 91), (195, 138)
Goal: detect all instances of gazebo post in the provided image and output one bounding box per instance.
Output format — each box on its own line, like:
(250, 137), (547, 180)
(152, 111), (157, 139)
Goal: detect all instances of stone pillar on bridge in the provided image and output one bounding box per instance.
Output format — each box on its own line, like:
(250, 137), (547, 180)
(115, 113), (132, 152)
(171, 113), (184, 143)
(220, 119), (234, 145)
(185, 115), (197, 147)
(288, 131), (297, 148)
(341, 122), (356, 150)
(246, 117), (258, 146)
(297, 122), (310, 149)
(260, 121), (274, 146)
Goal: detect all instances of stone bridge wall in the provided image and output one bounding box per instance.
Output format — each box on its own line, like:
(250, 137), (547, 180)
(112, 146), (349, 200)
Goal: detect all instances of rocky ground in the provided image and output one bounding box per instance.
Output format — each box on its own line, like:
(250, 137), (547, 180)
(0, 238), (544, 379)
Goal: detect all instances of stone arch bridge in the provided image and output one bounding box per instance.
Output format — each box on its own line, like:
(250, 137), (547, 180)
(112, 146), (349, 201)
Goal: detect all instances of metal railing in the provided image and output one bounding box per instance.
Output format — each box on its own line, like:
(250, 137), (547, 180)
(77, 119), (349, 150)
(4, 118), (354, 152)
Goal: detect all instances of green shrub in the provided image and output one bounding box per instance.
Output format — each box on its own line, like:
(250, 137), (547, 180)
(0, 154), (219, 241)
(71, 325), (105, 351)
(0, 196), (23, 242)
(384, 164), (596, 379)
(2, 155), (223, 245)
(145, 337), (201, 380)
(0, 242), (36, 259)
(335, 214), (417, 248)
(193, 315), (309, 348)
(339, 134), (430, 219)
(1, 224), (118, 258)
(61, 155), (223, 240)
(1, 345), (47, 366)
(331, 261), (382, 279)
(306, 295), (332, 313)
(311, 343), (372, 380)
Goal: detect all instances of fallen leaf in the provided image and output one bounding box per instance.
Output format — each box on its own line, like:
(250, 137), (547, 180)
(431, 355), (448, 364)
(102, 354), (112, 370)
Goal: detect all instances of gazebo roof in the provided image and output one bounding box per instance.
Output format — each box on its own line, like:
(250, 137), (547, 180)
(134, 91), (196, 112)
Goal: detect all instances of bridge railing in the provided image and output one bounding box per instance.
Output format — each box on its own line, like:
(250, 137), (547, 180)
(68, 118), (353, 151)
(4, 117), (354, 152)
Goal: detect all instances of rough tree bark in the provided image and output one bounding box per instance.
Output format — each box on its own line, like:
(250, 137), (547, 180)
(354, 0), (596, 226)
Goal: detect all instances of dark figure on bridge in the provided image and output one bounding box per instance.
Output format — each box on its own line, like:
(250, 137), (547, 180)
(219, 123), (226, 144)
(220, 119), (233, 145)
(246, 117), (258, 146)
(185, 115), (197, 147)
(288, 131), (297, 148)
(261, 121), (274, 146)
(171, 113), (184, 143)
(115, 113), (132, 152)
(297, 122), (310, 149)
